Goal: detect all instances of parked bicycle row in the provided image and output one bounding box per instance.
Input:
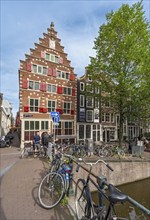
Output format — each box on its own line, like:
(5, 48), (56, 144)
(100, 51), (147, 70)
(38, 150), (150, 219)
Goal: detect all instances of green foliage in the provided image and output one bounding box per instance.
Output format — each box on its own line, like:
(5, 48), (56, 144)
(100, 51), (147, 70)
(88, 1), (150, 145)
(60, 195), (68, 206)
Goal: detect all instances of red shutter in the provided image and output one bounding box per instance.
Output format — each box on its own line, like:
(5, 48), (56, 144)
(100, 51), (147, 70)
(39, 107), (43, 113)
(22, 79), (28, 89)
(43, 108), (47, 113)
(41, 51), (45, 58)
(70, 74), (75, 81)
(52, 69), (57, 77)
(56, 108), (63, 114)
(48, 68), (53, 76)
(57, 86), (63, 94)
(71, 110), (75, 115)
(72, 88), (75, 96)
(26, 63), (32, 72)
(40, 82), (43, 91)
(59, 57), (63, 64)
(42, 82), (46, 92)
(24, 106), (29, 112)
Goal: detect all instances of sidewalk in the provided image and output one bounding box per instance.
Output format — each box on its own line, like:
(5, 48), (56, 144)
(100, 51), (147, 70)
(0, 156), (74, 220)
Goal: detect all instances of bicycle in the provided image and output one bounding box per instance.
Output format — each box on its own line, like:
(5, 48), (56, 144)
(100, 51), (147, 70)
(64, 155), (132, 220)
(21, 141), (45, 159)
(38, 154), (73, 209)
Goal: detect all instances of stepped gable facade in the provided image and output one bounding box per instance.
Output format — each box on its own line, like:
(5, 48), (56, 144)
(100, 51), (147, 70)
(19, 22), (77, 147)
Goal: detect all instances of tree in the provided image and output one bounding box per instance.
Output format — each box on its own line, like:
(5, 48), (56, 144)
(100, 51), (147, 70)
(87, 1), (150, 146)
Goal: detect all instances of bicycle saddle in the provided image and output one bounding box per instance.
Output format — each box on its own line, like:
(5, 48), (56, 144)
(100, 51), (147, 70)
(108, 184), (128, 203)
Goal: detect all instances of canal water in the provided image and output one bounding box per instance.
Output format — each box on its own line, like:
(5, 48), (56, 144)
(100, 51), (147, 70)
(93, 177), (150, 219)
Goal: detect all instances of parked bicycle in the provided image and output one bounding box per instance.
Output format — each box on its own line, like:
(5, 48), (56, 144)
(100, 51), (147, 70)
(38, 153), (73, 209)
(64, 154), (150, 220)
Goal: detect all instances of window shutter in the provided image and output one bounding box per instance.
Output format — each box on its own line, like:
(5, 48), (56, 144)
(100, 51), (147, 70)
(24, 106), (29, 112)
(59, 57), (63, 64)
(26, 63), (32, 72)
(41, 51), (45, 58)
(52, 69), (57, 77)
(71, 110), (75, 115)
(56, 108), (63, 114)
(48, 68), (53, 76)
(39, 107), (43, 113)
(22, 79), (28, 89)
(70, 74), (75, 81)
(57, 86), (63, 94)
(43, 108), (47, 113)
(40, 82), (43, 91)
(42, 82), (47, 92)
(72, 88), (75, 96)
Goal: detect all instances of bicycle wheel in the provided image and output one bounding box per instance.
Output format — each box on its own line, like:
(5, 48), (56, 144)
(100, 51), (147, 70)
(75, 179), (92, 220)
(38, 172), (65, 209)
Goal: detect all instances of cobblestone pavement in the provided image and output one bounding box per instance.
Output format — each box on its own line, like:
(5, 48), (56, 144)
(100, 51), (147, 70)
(0, 147), (74, 220)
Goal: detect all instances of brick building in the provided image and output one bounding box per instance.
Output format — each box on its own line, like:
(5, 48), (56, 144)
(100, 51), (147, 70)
(19, 22), (77, 148)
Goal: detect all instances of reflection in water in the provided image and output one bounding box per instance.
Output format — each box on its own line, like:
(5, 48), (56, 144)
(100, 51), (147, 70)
(93, 178), (150, 219)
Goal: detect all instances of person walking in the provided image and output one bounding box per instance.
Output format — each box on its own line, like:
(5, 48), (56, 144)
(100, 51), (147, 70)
(43, 132), (51, 157)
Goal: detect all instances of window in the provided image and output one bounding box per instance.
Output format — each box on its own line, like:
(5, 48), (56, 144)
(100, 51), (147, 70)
(80, 82), (85, 91)
(86, 84), (93, 93)
(86, 96), (93, 108)
(57, 70), (69, 80)
(106, 113), (110, 122)
(65, 122), (73, 135)
(79, 125), (84, 139)
(86, 110), (93, 122)
(80, 95), (85, 107)
(29, 99), (39, 112)
(86, 125), (91, 138)
(111, 113), (114, 123)
(95, 87), (100, 94)
(29, 81), (39, 90)
(47, 100), (56, 112)
(64, 87), (71, 95)
(95, 98), (99, 108)
(64, 102), (71, 114)
(110, 128), (115, 140)
(47, 84), (56, 93)
(41, 121), (48, 130)
(24, 120), (39, 141)
(45, 53), (59, 63)
(55, 122), (61, 135)
(102, 113), (105, 122)
(32, 64), (48, 75)
(49, 40), (55, 49)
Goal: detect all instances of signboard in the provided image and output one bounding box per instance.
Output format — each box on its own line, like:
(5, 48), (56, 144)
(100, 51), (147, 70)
(50, 111), (60, 123)
(50, 111), (59, 117)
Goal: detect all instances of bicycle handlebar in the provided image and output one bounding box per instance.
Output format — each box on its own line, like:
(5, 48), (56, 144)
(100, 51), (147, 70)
(63, 154), (114, 172)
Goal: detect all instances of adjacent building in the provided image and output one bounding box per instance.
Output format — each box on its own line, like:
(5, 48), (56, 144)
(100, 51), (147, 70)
(19, 22), (77, 148)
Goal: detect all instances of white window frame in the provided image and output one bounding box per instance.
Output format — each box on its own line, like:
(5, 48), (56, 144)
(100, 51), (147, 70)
(47, 84), (56, 93)
(45, 53), (59, 63)
(63, 87), (72, 95)
(80, 95), (85, 107)
(86, 110), (93, 122)
(29, 81), (39, 90)
(86, 96), (94, 108)
(29, 98), (39, 112)
(49, 39), (55, 49)
(63, 102), (71, 114)
(80, 82), (85, 91)
(47, 100), (56, 112)
(32, 64), (48, 75)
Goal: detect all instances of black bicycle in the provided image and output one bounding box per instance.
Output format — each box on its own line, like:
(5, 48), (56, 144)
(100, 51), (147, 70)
(64, 155), (130, 220)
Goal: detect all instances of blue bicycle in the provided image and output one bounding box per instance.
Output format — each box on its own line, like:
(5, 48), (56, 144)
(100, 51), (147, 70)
(38, 156), (73, 209)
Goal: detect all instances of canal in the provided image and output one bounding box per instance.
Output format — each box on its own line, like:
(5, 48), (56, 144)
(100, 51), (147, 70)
(93, 177), (150, 219)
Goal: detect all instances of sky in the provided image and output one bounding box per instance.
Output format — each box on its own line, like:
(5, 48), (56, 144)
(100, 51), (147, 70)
(1, 0), (150, 117)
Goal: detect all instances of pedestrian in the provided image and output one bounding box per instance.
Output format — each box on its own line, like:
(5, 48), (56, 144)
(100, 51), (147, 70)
(33, 131), (41, 155)
(43, 132), (51, 157)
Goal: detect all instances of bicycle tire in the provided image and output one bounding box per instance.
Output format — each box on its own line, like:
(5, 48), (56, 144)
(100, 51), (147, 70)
(38, 171), (65, 209)
(75, 179), (92, 220)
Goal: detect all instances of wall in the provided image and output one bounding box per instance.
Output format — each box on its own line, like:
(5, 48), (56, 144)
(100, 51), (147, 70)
(71, 159), (150, 190)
